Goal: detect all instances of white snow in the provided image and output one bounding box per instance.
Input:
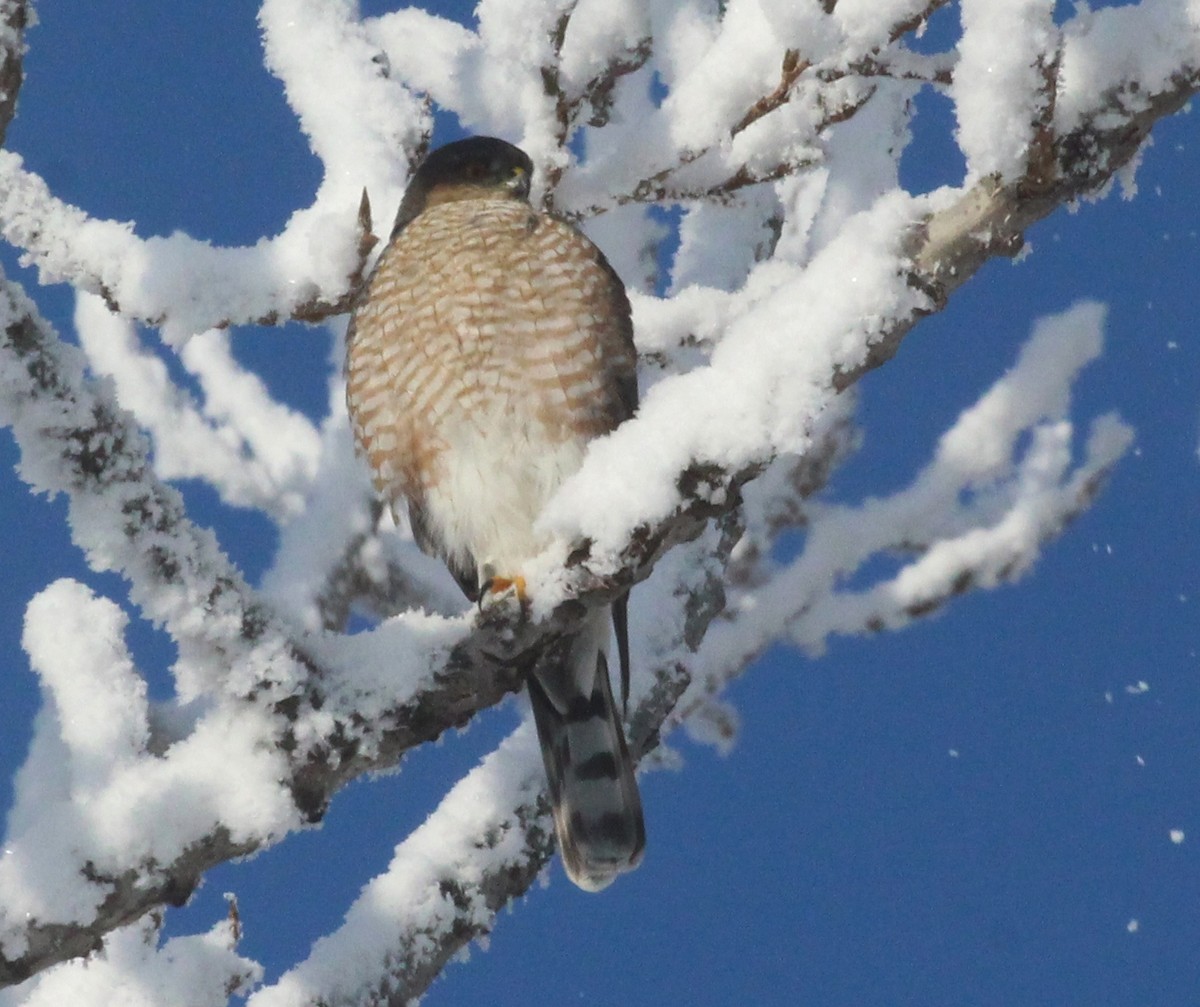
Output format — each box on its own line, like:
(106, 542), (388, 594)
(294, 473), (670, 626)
(0, 0), (1191, 1001)
(0, 580), (299, 953)
(0, 918), (261, 1007)
(246, 726), (546, 1007)
(950, 0), (1056, 182)
(538, 189), (929, 567)
(1057, 0), (1200, 133)
(692, 301), (1131, 680)
(75, 295), (322, 518)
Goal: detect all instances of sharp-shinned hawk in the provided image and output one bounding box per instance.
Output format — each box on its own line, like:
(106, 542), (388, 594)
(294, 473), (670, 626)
(345, 136), (645, 891)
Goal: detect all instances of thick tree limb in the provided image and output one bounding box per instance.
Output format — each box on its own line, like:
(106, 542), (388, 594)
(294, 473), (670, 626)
(0, 2), (1195, 995)
(839, 72), (1199, 391)
(247, 68), (1200, 1006)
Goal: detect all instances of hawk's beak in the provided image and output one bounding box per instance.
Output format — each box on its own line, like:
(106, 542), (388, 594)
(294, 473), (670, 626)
(507, 166), (531, 199)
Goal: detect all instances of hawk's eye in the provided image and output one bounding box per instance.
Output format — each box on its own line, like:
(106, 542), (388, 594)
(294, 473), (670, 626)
(464, 162), (488, 180)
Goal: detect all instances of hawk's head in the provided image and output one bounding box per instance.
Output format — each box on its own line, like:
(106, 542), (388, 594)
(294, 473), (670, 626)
(391, 136), (533, 237)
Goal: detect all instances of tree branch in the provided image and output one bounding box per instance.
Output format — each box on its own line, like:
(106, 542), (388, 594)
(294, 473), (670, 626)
(255, 67), (1200, 1005)
(839, 72), (1199, 391)
(0, 4), (1195, 996)
(0, 0), (27, 146)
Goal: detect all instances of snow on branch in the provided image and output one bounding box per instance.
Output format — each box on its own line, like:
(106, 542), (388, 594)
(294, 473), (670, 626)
(0, 153), (380, 344)
(0, 277), (582, 983)
(246, 727), (552, 1007)
(0, 266), (714, 986)
(0, 914), (261, 1007)
(0, 0), (25, 148)
(0, 0), (425, 340)
(73, 296), (322, 519)
(238, 298), (1132, 1007)
(0, 0), (1197, 1001)
(536, 67), (1196, 610)
(243, 529), (736, 1007)
(951, 0), (1058, 182)
(689, 303), (1132, 705)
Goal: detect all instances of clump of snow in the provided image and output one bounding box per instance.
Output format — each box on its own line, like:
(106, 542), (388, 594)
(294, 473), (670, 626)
(366, 8), (480, 119)
(792, 78), (914, 261)
(258, 0), (427, 228)
(834, 0), (944, 48)
(0, 581), (299, 950)
(1057, 1), (1200, 133)
(656, 1), (791, 150)
(557, 0), (650, 102)
(246, 725), (546, 1007)
(950, 0), (1056, 182)
(0, 917), (261, 1007)
(21, 580), (149, 790)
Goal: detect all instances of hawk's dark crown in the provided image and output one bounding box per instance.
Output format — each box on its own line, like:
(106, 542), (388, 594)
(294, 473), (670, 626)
(391, 136), (533, 238)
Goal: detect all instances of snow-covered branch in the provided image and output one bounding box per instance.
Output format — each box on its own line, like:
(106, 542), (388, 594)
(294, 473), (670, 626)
(687, 303), (1132, 709)
(0, 0), (25, 147)
(0, 0), (1196, 1001)
(236, 300), (1128, 1007)
(0, 0), (419, 340)
(0, 280), (561, 982)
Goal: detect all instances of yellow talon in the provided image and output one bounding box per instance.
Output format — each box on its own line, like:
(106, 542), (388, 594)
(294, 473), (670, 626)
(487, 574), (528, 602)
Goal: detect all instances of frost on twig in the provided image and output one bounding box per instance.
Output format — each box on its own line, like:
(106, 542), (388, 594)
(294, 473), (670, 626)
(0, 0), (1196, 1002)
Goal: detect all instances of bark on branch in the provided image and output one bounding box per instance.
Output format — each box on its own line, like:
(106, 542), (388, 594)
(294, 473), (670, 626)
(0, 7), (1194, 995)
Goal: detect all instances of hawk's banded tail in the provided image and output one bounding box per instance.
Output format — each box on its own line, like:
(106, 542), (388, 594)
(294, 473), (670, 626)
(527, 609), (645, 891)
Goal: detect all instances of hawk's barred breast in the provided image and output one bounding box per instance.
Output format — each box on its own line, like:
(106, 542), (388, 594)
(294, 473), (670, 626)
(345, 197), (634, 581)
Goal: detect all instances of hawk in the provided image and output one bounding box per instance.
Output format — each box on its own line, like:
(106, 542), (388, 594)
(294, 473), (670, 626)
(345, 136), (645, 891)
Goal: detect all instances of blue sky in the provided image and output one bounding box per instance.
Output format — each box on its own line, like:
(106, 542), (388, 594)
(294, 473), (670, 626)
(1, 3), (1199, 1005)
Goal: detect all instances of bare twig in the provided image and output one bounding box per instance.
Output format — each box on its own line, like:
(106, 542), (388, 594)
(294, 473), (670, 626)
(732, 49), (812, 135)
